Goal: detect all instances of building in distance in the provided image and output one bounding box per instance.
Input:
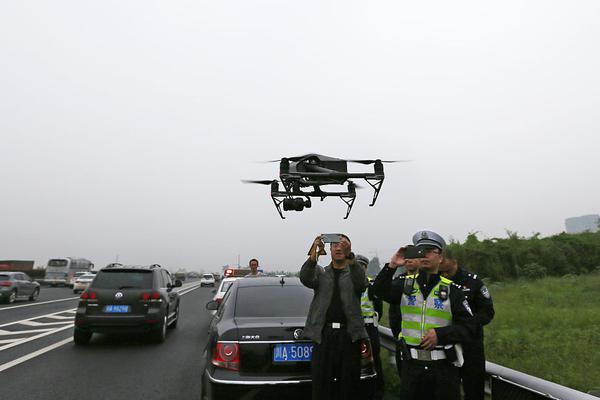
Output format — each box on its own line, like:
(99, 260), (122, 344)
(565, 214), (600, 234)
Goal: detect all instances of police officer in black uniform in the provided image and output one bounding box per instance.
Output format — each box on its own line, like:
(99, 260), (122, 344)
(439, 248), (495, 400)
(372, 230), (476, 400)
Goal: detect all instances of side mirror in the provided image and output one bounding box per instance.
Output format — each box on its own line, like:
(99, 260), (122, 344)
(175, 280), (183, 287)
(206, 300), (219, 311)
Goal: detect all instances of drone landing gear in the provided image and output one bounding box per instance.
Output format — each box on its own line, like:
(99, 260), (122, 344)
(365, 178), (384, 207)
(271, 196), (286, 219)
(340, 194), (356, 220)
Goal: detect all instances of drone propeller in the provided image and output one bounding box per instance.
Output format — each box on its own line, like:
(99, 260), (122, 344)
(241, 179), (278, 185)
(348, 159), (411, 165)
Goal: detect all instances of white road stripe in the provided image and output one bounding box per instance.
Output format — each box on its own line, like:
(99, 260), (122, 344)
(0, 280), (205, 372)
(0, 324), (74, 352)
(0, 337), (73, 373)
(0, 309), (76, 329)
(0, 296), (80, 312)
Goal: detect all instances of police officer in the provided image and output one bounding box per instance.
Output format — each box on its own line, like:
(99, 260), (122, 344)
(439, 248), (495, 400)
(372, 230), (476, 400)
(300, 234), (368, 400)
(388, 257), (420, 377)
(356, 254), (384, 400)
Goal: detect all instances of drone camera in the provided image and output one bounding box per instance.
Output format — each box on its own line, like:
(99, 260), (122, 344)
(283, 197), (311, 212)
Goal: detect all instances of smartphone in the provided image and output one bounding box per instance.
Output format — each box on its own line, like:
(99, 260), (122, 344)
(322, 233), (343, 243)
(404, 245), (427, 259)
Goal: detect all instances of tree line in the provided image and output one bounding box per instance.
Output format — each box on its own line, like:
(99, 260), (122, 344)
(446, 230), (600, 282)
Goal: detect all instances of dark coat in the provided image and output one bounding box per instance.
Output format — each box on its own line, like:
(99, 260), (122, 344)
(300, 258), (369, 344)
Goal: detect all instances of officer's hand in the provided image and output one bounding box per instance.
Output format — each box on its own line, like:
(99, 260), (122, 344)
(420, 329), (438, 350)
(389, 247), (407, 269)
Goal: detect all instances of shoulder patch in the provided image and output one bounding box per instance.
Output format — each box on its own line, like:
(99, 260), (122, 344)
(462, 300), (473, 316)
(481, 285), (491, 299)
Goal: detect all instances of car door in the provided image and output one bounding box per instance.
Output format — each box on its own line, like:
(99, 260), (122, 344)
(15, 273), (30, 296)
(21, 273), (35, 295)
(162, 270), (178, 314)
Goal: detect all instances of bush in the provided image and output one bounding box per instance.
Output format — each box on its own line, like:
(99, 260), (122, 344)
(521, 262), (547, 279)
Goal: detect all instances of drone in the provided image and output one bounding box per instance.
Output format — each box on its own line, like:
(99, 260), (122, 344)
(242, 153), (404, 219)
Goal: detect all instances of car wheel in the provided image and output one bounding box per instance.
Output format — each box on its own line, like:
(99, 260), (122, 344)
(8, 290), (17, 304)
(151, 315), (167, 343)
(73, 328), (92, 345)
(29, 288), (40, 301)
(169, 304), (180, 329)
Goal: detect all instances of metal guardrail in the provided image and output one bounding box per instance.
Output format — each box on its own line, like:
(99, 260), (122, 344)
(377, 326), (598, 400)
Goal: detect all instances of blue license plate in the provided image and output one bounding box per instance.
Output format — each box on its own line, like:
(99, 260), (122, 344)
(273, 343), (313, 362)
(103, 305), (130, 313)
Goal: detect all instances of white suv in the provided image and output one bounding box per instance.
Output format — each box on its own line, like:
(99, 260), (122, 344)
(200, 274), (216, 287)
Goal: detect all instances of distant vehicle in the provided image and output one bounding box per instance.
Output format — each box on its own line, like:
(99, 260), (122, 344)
(43, 258), (94, 287)
(74, 264), (182, 345)
(0, 260), (34, 272)
(212, 273), (221, 282)
(0, 272), (40, 303)
(201, 277), (375, 399)
(200, 274), (216, 287)
(69, 271), (89, 288)
(72, 273), (95, 294)
(210, 277), (239, 315)
(174, 271), (187, 281)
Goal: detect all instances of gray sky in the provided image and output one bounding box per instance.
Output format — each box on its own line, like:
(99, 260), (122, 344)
(1, 1), (599, 272)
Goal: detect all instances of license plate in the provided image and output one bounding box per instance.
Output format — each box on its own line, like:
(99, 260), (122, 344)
(273, 343), (313, 362)
(103, 305), (130, 313)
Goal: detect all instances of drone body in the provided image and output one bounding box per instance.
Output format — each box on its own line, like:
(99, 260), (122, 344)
(243, 154), (399, 219)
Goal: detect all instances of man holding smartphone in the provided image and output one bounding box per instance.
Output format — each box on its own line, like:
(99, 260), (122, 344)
(300, 234), (369, 400)
(371, 230), (476, 400)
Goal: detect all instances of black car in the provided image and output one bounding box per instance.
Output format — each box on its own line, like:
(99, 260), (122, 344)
(0, 272), (40, 303)
(201, 277), (376, 400)
(73, 264), (182, 345)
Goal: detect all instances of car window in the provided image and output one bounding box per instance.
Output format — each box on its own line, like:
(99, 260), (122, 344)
(161, 270), (171, 287)
(23, 273), (32, 281)
(217, 285), (234, 317)
(0, 275), (10, 281)
(91, 270), (153, 289)
(203, 274), (213, 279)
(235, 285), (313, 318)
(16, 273), (26, 280)
(220, 280), (234, 294)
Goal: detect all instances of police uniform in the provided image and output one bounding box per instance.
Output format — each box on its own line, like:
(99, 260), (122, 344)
(371, 231), (477, 400)
(449, 267), (495, 400)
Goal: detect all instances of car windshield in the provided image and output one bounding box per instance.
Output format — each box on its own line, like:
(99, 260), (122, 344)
(220, 281), (234, 293)
(91, 270), (153, 289)
(235, 285), (313, 318)
(203, 274), (213, 279)
(79, 275), (95, 279)
(0, 275), (10, 281)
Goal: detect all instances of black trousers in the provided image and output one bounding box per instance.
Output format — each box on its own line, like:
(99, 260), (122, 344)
(460, 340), (486, 400)
(365, 324), (384, 400)
(311, 326), (362, 400)
(400, 359), (461, 400)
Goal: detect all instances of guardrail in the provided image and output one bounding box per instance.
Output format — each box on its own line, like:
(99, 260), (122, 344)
(377, 326), (598, 400)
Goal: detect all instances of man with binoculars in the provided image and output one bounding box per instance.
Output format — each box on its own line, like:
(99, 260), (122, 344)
(371, 230), (476, 400)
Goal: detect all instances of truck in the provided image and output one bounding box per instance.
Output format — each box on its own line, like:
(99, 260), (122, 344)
(0, 260), (35, 272)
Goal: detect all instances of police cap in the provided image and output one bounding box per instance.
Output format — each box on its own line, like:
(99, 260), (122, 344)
(412, 230), (446, 250)
(355, 254), (369, 268)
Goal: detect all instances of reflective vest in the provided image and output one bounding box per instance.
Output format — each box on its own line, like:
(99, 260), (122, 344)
(399, 274), (453, 346)
(361, 278), (375, 318)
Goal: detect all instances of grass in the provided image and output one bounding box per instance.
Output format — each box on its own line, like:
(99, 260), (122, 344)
(377, 271), (600, 394)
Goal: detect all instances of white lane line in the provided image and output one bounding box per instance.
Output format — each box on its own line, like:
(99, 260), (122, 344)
(0, 324), (74, 352)
(0, 328), (54, 336)
(0, 296), (80, 312)
(0, 337), (73, 373)
(0, 309), (76, 329)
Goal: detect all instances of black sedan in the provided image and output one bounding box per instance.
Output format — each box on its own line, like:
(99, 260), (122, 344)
(201, 277), (376, 400)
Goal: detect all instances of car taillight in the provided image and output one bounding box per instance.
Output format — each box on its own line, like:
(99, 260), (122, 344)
(360, 339), (373, 367)
(141, 291), (162, 302)
(212, 342), (240, 371)
(81, 291), (97, 300)
(0, 282), (12, 287)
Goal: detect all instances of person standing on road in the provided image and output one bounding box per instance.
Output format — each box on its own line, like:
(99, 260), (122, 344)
(246, 258), (263, 277)
(356, 254), (384, 400)
(439, 249), (495, 400)
(388, 257), (420, 377)
(300, 234), (369, 400)
(372, 230), (476, 400)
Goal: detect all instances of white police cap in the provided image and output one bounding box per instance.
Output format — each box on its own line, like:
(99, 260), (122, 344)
(412, 230), (446, 250)
(355, 254), (369, 267)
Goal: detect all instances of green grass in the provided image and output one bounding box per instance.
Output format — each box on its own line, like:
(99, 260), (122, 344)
(378, 271), (600, 393)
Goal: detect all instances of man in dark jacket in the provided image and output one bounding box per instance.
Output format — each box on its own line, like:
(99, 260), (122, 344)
(439, 249), (495, 400)
(300, 234), (369, 400)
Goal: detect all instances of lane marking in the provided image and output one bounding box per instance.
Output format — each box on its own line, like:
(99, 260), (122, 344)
(0, 309), (76, 329)
(0, 337), (73, 373)
(0, 296), (80, 312)
(0, 324), (73, 352)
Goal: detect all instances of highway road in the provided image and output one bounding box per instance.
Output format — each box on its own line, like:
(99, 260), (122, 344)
(0, 281), (213, 400)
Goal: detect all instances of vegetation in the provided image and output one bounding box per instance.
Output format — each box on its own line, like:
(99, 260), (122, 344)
(445, 230), (600, 282)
